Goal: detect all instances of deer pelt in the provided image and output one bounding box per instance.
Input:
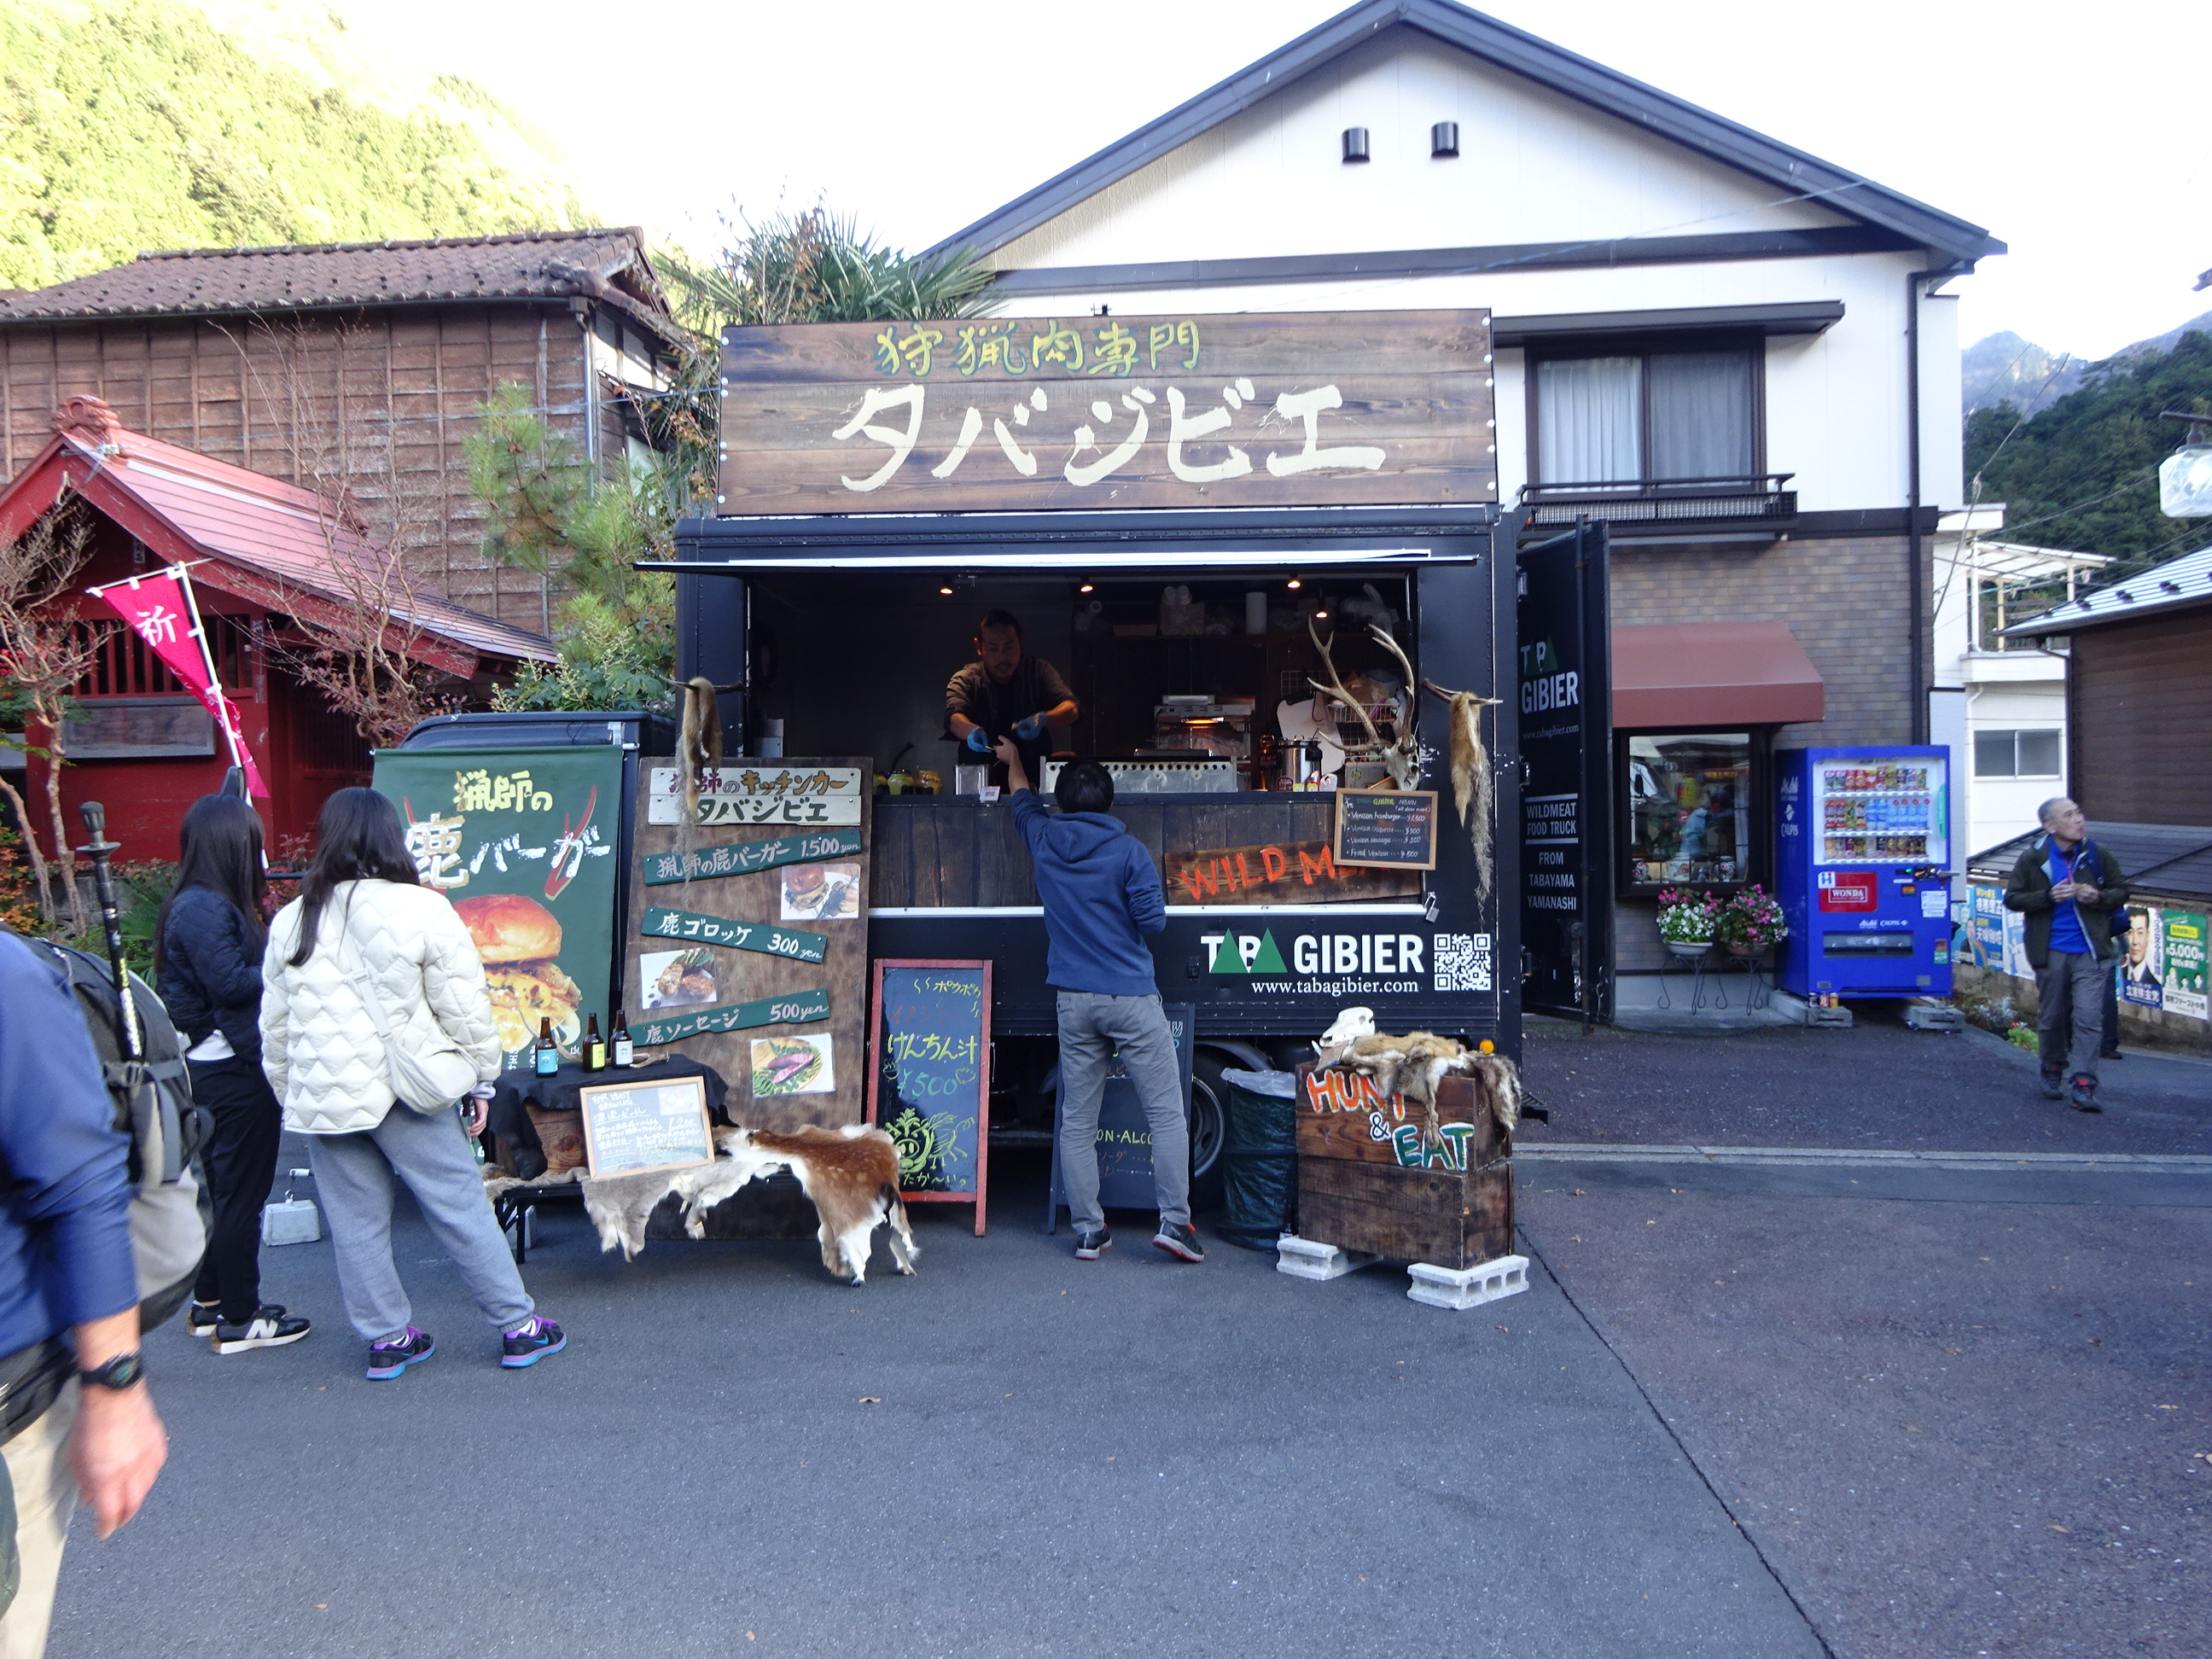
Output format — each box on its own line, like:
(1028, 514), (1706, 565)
(677, 677), (722, 826)
(1315, 1031), (1523, 1134)
(1443, 689), (1493, 903)
(580, 1123), (918, 1283)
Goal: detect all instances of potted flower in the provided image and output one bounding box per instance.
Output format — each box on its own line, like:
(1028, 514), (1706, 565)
(1656, 887), (1719, 957)
(1715, 884), (1788, 958)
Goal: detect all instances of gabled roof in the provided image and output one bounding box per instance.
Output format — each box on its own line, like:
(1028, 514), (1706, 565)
(0, 229), (678, 343)
(1967, 821), (2212, 904)
(2001, 544), (2212, 636)
(0, 410), (555, 678)
(930, 0), (2001, 268)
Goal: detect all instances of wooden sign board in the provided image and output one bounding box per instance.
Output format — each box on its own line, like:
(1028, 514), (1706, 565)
(1294, 1066), (1511, 1270)
(626, 759), (870, 1132)
(647, 765), (864, 827)
(578, 1074), (715, 1179)
(719, 309), (1495, 514)
(1166, 838), (1421, 906)
(865, 960), (991, 1235)
(1334, 789), (1439, 870)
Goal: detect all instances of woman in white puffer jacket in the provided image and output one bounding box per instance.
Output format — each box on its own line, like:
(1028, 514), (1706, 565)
(261, 789), (564, 1381)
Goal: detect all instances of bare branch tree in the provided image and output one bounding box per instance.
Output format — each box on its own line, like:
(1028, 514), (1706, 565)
(0, 504), (98, 929)
(230, 319), (459, 747)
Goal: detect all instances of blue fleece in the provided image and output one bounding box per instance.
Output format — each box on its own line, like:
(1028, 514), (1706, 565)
(1010, 791), (1166, 996)
(0, 932), (137, 1357)
(2046, 843), (2092, 955)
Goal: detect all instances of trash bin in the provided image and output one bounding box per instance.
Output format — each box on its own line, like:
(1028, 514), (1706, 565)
(1217, 1068), (1298, 1250)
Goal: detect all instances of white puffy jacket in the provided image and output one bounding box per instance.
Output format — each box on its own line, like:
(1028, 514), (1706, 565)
(260, 879), (503, 1134)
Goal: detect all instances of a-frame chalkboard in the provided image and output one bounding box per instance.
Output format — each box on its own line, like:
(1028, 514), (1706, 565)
(865, 960), (991, 1235)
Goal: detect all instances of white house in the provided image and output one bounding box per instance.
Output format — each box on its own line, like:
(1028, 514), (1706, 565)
(927, 0), (2001, 975)
(1928, 504), (2105, 874)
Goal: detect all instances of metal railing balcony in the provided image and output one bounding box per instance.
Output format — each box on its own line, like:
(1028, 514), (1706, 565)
(1520, 473), (1797, 526)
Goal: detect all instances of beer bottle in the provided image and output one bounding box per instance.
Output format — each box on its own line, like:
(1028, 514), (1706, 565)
(611, 1008), (634, 1068)
(533, 1016), (560, 1077)
(583, 1014), (607, 1074)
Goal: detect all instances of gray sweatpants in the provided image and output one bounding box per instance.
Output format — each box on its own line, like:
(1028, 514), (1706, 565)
(2035, 950), (2106, 1082)
(308, 1103), (534, 1344)
(1057, 990), (1190, 1234)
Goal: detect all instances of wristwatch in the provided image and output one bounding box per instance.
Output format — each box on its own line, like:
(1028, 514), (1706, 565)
(79, 1353), (144, 1391)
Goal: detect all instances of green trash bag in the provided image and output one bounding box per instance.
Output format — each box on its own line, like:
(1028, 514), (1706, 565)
(1217, 1068), (1299, 1250)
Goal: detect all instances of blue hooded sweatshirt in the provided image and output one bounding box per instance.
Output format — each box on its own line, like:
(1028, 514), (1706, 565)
(1010, 791), (1167, 996)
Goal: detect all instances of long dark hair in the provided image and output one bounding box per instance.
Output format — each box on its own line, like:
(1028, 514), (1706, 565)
(156, 795), (268, 973)
(289, 788), (419, 967)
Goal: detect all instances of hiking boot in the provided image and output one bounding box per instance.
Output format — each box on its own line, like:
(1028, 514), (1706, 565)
(188, 1301), (221, 1343)
(2039, 1064), (2064, 1101)
(501, 1316), (566, 1370)
(212, 1306), (311, 1355)
(1074, 1228), (1112, 1261)
(2067, 1075), (2101, 1114)
(1152, 1221), (1206, 1263)
(365, 1325), (434, 1381)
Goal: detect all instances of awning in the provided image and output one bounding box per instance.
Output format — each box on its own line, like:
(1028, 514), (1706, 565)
(1611, 621), (1824, 728)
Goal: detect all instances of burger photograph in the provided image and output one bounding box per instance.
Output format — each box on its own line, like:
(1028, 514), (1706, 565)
(781, 860), (859, 922)
(454, 892), (585, 1057)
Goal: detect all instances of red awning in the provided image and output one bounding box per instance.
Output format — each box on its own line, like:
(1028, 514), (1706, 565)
(1611, 622), (1824, 728)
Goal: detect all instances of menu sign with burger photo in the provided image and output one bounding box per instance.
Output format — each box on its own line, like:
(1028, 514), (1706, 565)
(372, 746), (626, 1071)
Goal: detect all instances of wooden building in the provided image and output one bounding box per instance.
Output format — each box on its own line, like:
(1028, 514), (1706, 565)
(0, 399), (556, 861)
(0, 230), (682, 633)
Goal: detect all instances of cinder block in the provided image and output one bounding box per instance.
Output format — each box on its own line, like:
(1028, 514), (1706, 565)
(261, 1196), (321, 1247)
(1806, 1003), (1854, 1028)
(1406, 1254), (1530, 1311)
(1906, 1002), (1965, 1033)
(1276, 1233), (1379, 1281)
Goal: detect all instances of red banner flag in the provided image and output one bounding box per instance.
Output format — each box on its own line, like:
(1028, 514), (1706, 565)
(88, 568), (269, 799)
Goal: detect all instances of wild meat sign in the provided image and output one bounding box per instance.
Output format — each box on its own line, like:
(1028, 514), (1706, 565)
(718, 309), (1496, 513)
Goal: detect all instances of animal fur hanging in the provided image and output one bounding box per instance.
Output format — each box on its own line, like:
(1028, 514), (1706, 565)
(659, 675), (741, 882)
(1422, 678), (1502, 905)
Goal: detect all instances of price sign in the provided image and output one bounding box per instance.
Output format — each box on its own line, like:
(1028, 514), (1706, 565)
(1333, 788), (1438, 870)
(578, 1074), (715, 1179)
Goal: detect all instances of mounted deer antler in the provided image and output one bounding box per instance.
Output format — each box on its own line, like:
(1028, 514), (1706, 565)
(1307, 620), (1424, 790)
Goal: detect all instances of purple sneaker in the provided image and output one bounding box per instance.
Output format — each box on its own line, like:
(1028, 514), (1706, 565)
(501, 1316), (565, 1370)
(365, 1326), (434, 1381)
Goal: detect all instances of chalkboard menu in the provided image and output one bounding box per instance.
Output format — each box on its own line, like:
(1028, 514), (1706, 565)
(1334, 788), (1439, 870)
(577, 1075), (716, 1179)
(866, 960), (991, 1235)
(1048, 1004), (1195, 1231)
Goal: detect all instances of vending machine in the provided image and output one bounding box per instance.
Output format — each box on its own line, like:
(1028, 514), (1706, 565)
(1776, 746), (1953, 1000)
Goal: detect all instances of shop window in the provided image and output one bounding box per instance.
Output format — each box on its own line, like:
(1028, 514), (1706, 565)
(1533, 343), (1758, 486)
(1972, 728), (2062, 778)
(1623, 731), (1753, 888)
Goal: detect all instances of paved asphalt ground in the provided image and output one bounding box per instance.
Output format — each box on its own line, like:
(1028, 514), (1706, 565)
(44, 1017), (2209, 1658)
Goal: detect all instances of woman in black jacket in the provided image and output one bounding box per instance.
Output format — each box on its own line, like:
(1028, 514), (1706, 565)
(157, 795), (311, 1354)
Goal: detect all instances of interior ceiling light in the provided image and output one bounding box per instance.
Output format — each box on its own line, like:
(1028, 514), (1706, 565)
(1079, 582), (1095, 592)
(939, 584), (954, 595)
(1285, 578), (1302, 590)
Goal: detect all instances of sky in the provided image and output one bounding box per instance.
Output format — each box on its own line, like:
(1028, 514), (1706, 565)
(330, 0), (2208, 360)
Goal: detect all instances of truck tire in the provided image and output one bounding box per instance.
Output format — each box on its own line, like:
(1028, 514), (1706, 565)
(1187, 1055), (1231, 1212)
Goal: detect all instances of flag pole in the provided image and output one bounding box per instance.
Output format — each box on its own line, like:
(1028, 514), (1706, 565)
(173, 566), (248, 779)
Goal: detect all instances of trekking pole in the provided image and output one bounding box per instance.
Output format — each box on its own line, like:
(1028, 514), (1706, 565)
(75, 800), (144, 1062)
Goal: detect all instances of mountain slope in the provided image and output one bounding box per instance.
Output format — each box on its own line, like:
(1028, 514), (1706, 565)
(0, 0), (586, 292)
(1964, 310), (2212, 416)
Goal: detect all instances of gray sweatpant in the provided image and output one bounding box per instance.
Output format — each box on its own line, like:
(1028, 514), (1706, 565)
(308, 1103), (534, 1344)
(1057, 990), (1190, 1235)
(2035, 949), (2106, 1082)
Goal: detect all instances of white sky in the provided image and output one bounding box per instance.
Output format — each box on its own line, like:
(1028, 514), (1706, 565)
(332, 0), (2209, 360)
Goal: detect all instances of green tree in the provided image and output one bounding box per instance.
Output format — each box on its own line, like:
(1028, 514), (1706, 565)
(1965, 330), (2212, 578)
(0, 0), (581, 289)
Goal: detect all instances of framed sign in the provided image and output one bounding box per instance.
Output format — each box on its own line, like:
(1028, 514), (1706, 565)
(1334, 789), (1439, 870)
(866, 960), (991, 1235)
(719, 308), (1496, 514)
(578, 1074), (715, 1179)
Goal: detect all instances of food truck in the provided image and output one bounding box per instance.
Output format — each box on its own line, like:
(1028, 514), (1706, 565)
(656, 307), (1525, 1181)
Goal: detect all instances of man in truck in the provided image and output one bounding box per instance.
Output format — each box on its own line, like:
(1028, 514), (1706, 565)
(946, 611), (1080, 782)
(993, 736), (1202, 1265)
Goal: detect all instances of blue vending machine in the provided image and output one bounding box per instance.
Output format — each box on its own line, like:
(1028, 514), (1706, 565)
(1777, 746), (1953, 1001)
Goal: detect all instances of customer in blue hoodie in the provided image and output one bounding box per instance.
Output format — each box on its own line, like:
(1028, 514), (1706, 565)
(997, 737), (1202, 1264)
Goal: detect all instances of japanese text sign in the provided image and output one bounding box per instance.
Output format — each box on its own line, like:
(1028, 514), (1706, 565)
(719, 308), (1496, 513)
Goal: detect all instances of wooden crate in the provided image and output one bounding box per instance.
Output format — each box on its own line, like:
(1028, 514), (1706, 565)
(1294, 1066), (1512, 1270)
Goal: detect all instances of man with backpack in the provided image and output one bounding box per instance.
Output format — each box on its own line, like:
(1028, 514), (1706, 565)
(0, 928), (169, 1656)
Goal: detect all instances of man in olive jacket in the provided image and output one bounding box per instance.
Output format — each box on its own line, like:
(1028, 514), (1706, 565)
(2004, 797), (2128, 1111)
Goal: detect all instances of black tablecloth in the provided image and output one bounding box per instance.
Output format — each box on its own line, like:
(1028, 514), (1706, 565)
(486, 1057), (729, 1181)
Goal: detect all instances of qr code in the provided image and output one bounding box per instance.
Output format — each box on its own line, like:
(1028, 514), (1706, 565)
(1434, 932), (1493, 992)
